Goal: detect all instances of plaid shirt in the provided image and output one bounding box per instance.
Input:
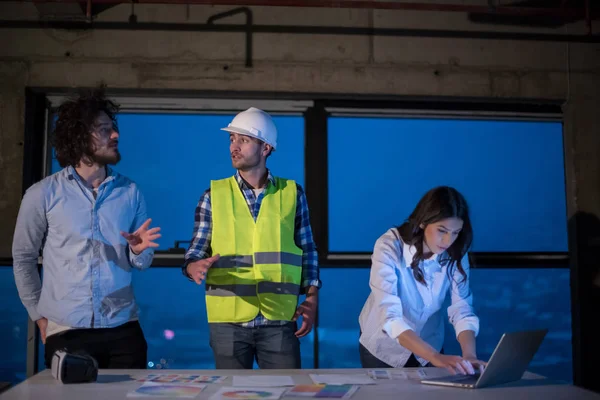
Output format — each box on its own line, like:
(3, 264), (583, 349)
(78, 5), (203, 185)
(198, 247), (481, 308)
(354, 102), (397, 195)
(184, 170), (321, 327)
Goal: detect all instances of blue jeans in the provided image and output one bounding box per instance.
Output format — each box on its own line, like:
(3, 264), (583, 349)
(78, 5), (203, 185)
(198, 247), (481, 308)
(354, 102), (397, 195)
(209, 322), (301, 369)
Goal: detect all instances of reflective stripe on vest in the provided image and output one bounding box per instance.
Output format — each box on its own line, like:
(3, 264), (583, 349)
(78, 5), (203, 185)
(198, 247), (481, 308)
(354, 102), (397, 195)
(212, 252), (302, 269)
(206, 282), (301, 297)
(206, 175), (302, 323)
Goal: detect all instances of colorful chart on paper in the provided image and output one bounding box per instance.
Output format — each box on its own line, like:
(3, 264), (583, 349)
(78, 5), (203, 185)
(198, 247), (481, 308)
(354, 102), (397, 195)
(209, 386), (286, 400)
(136, 373), (227, 384)
(127, 382), (206, 398)
(286, 384), (359, 399)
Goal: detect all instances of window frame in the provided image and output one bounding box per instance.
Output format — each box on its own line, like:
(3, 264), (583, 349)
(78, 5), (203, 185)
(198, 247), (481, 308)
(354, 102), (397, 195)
(12, 88), (567, 375)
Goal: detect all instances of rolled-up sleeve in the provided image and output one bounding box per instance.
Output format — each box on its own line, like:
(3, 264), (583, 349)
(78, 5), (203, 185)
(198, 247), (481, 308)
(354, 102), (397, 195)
(128, 187), (154, 269)
(370, 235), (413, 340)
(447, 253), (480, 337)
(12, 183), (46, 322)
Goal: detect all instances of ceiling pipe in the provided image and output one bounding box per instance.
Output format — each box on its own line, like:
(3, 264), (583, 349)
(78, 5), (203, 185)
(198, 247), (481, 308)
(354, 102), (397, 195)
(2, 19), (598, 43)
(86, 0), (92, 22)
(22, 0), (588, 18)
(207, 7), (252, 67)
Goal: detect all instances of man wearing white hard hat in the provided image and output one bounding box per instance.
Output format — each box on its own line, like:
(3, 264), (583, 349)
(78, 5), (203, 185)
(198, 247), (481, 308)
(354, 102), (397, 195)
(183, 107), (321, 369)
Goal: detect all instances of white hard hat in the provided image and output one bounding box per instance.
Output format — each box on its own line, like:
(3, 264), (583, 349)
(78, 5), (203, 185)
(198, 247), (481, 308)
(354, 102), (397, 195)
(221, 107), (278, 150)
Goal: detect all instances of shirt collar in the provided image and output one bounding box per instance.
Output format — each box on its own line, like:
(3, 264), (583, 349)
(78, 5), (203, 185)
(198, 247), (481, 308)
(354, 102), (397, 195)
(66, 165), (116, 185)
(402, 241), (440, 267)
(235, 170), (275, 190)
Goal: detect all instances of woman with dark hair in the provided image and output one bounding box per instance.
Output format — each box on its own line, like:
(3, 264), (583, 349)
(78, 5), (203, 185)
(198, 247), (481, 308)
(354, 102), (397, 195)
(358, 186), (485, 375)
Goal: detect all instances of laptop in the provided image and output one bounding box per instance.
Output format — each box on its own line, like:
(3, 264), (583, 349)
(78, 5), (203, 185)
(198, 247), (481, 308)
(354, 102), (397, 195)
(420, 328), (548, 389)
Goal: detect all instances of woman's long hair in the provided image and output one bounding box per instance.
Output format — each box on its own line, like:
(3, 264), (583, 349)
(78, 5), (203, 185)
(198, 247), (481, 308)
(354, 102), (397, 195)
(397, 186), (473, 286)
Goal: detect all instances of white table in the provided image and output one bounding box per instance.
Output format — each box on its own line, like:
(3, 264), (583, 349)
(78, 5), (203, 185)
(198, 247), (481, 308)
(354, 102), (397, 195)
(1, 368), (598, 400)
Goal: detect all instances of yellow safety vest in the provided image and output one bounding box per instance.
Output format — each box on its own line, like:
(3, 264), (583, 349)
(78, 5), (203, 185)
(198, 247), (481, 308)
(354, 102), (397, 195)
(206, 176), (302, 323)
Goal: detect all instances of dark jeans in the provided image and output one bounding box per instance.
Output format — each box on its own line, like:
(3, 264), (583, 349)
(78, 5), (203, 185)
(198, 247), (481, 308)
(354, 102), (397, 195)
(359, 341), (439, 368)
(44, 320), (147, 369)
(209, 322), (301, 369)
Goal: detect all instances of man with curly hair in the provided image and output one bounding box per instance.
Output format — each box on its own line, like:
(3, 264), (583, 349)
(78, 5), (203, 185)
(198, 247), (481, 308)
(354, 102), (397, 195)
(12, 87), (161, 369)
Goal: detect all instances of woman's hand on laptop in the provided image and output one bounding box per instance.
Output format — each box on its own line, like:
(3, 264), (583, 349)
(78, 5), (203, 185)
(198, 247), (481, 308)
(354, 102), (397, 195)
(463, 355), (488, 374)
(431, 354), (487, 375)
(430, 354), (477, 375)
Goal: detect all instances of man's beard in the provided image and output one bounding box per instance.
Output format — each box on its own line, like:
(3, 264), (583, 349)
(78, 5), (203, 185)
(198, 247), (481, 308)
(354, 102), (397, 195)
(232, 153), (260, 171)
(93, 149), (121, 165)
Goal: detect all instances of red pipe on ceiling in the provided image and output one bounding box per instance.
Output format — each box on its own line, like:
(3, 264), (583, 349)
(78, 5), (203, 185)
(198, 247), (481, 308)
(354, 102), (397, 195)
(24, 0), (585, 18)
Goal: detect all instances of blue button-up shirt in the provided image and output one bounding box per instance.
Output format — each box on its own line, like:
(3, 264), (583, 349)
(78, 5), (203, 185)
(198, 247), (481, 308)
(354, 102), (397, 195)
(12, 166), (153, 329)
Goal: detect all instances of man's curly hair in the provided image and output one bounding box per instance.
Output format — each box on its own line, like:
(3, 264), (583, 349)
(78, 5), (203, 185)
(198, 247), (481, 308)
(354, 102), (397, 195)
(52, 87), (120, 168)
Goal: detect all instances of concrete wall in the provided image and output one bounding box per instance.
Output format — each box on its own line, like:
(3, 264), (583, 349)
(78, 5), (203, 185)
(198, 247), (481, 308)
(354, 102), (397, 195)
(1, 3), (598, 251)
(1, 3), (599, 257)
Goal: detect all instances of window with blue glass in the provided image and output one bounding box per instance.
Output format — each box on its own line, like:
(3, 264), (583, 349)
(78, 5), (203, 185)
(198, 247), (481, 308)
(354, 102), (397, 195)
(31, 111), (570, 382)
(325, 116), (571, 382)
(51, 113), (305, 252)
(317, 267), (571, 382)
(328, 117), (567, 252)
(0, 268), (29, 386)
(45, 112), (310, 371)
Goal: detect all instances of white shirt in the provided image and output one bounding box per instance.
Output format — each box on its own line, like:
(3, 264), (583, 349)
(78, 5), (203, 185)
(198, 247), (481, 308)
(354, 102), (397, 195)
(358, 228), (479, 367)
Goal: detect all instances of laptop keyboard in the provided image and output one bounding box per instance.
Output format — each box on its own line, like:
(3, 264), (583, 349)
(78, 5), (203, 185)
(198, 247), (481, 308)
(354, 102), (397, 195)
(435, 373), (481, 384)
